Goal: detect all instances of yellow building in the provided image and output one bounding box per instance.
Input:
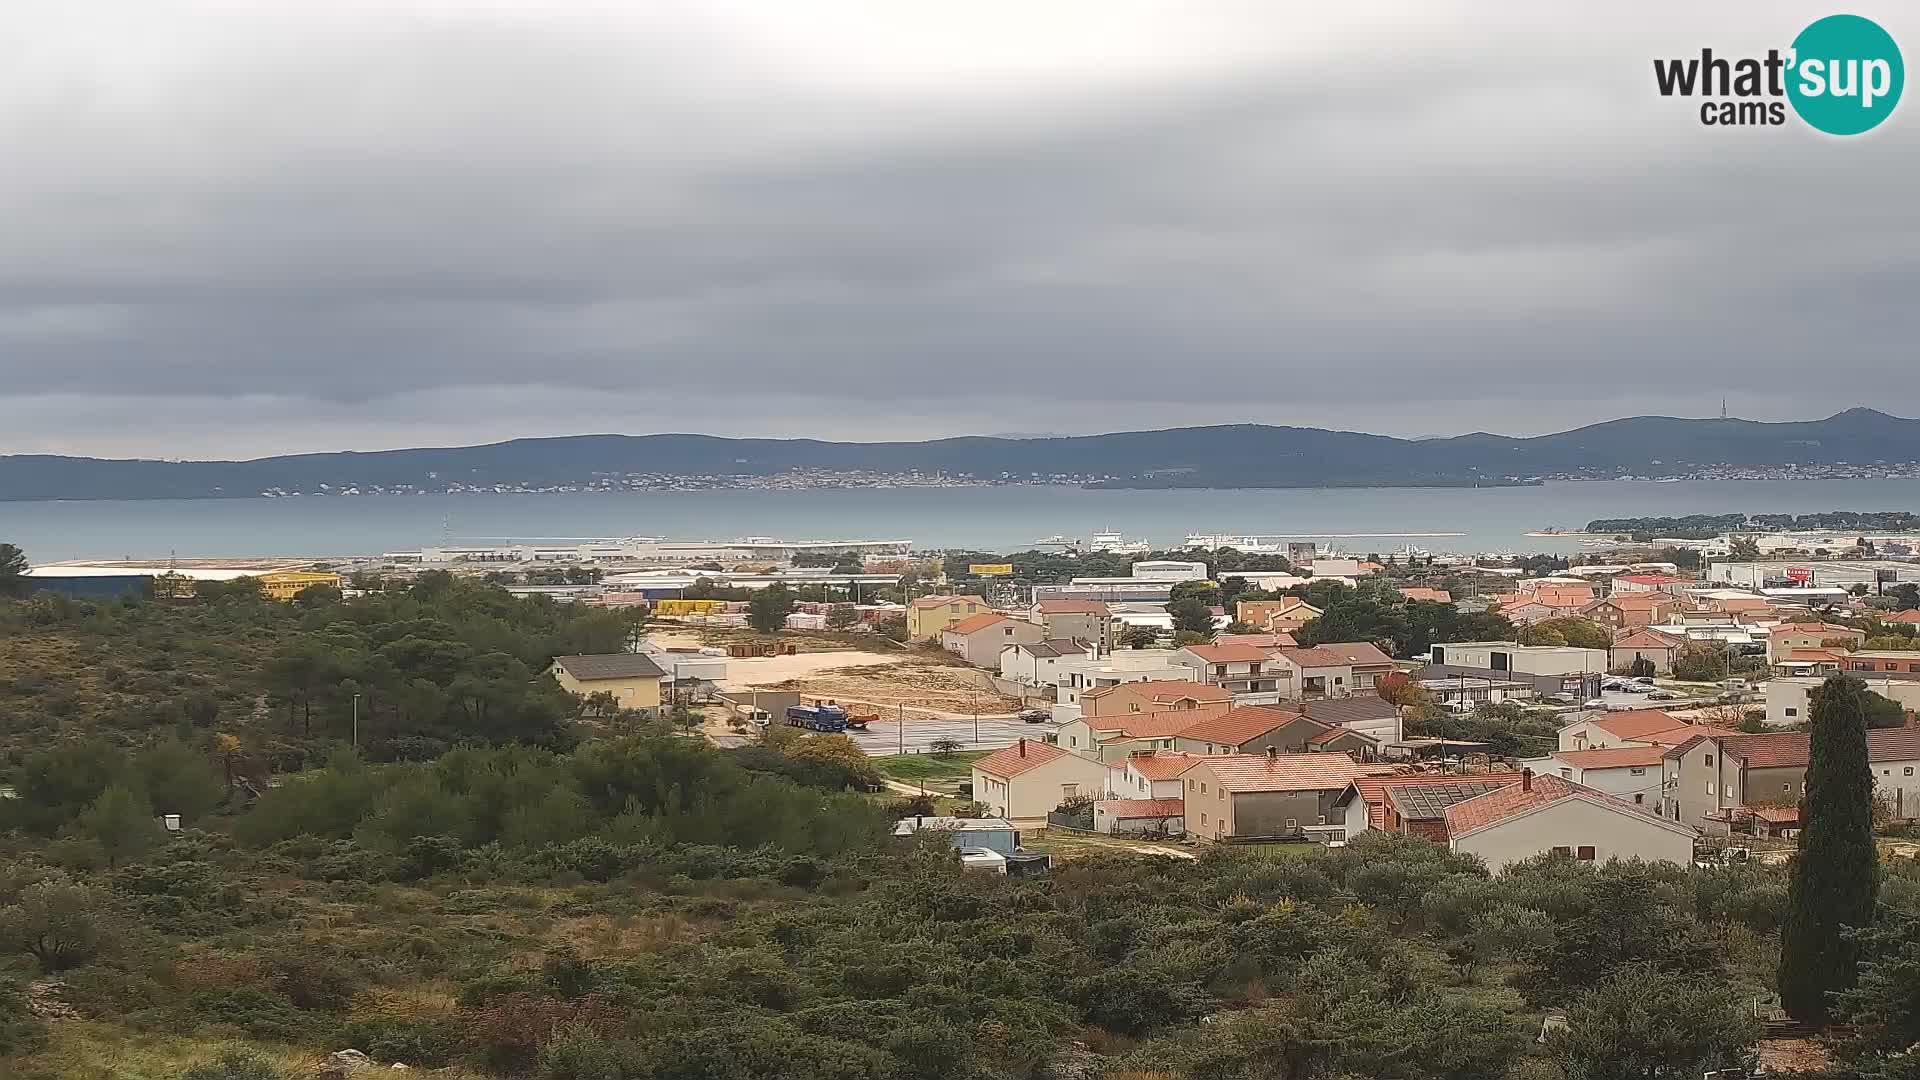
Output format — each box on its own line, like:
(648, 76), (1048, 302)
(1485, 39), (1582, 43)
(906, 594), (990, 641)
(256, 570), (342, 602)
(549, 653), (666, 716)
(653, 598), (730, 617)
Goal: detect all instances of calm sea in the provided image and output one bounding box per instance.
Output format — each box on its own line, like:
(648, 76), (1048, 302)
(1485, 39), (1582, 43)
(4, 479), (1920, 562)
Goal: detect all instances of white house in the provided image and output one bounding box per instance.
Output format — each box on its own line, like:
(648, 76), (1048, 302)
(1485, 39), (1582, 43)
(1768, 675), (1920, 728)
(998, 639), (1093, 686)
(1442, 772), (1698, 873)
(970, 738), (1112, 821)
(1428, 642), (1609, 677)
(1052, 649), (1187, 705)
(1130, 560), (1208, 582)
(1520, 746), (1667, 812)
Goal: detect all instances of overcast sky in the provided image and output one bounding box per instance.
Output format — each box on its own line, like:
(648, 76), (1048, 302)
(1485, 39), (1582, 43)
(3, 1), (1916, 459)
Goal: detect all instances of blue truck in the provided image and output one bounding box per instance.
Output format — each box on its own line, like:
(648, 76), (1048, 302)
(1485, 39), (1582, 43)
(785, 703), (849, 732)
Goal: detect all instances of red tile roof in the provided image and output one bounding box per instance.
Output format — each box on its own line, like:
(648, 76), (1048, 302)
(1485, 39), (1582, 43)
(1551, 746), (1669, 770)
(1173, 706), (1304, 747)
(1182, 753), (1387, 794)
(1182, 643), (1278, 663)
(1637, 724), (1740, 746)
(944, 612), (1012, 636)
(1093, 713), (1214, 739)
(1123, 751), (1209, 780)
(1718, 727), (1920, 770)
(1885, 610), (1920, 624)
(1215, 632), (1298, 648)
(1400, 587), (1453, 603)
(1344, 772), (1525, 829)
(1308, 726), (1374, 746)
(1588, 710), (1683, 741)
(1085, 679), (1233, 706)
(1095, 797), (1187, 818)
(1280, 646), (1362, 668)
(1442, 773), (1693, 840)
(972, 738), (1070, 779)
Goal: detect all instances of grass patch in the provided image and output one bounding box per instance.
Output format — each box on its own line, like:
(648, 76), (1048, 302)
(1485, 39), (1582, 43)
(873, 751), (985, 791)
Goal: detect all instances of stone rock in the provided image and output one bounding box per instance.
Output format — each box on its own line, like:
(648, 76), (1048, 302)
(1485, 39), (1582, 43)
(326, 1049), (375, 1073)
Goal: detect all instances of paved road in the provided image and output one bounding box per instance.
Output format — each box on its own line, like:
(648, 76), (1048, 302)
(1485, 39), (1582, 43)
(852, 717), (1051, 756)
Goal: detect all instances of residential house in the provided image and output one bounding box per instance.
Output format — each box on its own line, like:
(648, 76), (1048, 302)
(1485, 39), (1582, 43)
(1106, 750), (1208, 799)
(1843, 650), (1920, 676)
(1420, 662), (1602, 706)
(942, 613), (1046, 666)
(1080, 679), (1233, 718)
(1031, 599), (1113, 650)
(1334, 772), (1524, 842)
(1172, 643), (1287, 695)
(1884, 610), (1920, 625)
(1499, 600), (1562, 627)
(1773, 647), (1848, 678)
(907, 594), (989, 641)
(1171, 706), (1375, 758)
(1767, 675), (1920, 727)
(1178, 751), (1388, 842)
(1581, 593), (1676, 630)
(1093, 797), (1187, 836)
(1297, 695), (1405, 745)
(970, 738), (1112, 820)
(1663, 726), (1920, 828)
(1768, 621), (1867, 662)
(1299, 641), (1395, 691)
(1063, 712), (1214, 761)
(1443, 772), (1698, 872)
(998, 638), (1092, 687)
(1557, 709), (1735, 752)
(549, 653), (666, 716)
(1235, 598), (1322, 634)
(1399, 587), (1453, 604)
(1052, 649), (1188, 707)
(1521, 746), (1667, 810)
(1609, 628), (1688, 675)
(1272, 646), (1358, 699)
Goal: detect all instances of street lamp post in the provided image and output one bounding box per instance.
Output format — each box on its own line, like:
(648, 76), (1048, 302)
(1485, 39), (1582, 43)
(352, 693), (360, 750)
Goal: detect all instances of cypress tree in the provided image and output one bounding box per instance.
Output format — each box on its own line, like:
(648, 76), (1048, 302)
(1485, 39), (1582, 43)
(1778, 674), (1880, 1025)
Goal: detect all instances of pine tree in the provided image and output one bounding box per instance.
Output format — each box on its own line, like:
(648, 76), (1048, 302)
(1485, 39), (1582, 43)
(1778, 674), (1880, 1025)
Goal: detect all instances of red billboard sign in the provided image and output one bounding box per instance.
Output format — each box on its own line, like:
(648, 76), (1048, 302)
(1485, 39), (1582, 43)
(1786, 567), (1811, 583)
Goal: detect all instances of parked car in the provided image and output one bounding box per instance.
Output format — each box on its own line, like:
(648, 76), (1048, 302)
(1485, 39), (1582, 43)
(1646, 690), (1677, 701)
(1019, 708), (1051, 724)
(1633, 676), (1656, 685)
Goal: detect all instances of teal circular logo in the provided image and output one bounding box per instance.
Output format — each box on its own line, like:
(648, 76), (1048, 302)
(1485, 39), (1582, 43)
(1787, 14), (1903, 135)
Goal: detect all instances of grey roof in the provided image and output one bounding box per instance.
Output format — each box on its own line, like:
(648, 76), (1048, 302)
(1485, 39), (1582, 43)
(1023, 638), (1090, 658)
(1386, 781), (1514, 820)
(1297, 696), (1399, 725)
(551, 653), (666, 680)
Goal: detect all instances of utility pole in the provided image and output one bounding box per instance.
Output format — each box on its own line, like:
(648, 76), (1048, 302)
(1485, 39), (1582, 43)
(351, 693), (360, 750)
(897, 701), (905, 755)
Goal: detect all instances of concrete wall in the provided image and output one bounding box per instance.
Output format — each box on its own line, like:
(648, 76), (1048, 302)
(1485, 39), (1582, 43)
(1453, 796), (1695, 873)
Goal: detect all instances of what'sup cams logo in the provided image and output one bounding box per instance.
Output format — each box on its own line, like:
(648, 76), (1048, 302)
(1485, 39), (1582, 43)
(1654, 13), (1903, 134)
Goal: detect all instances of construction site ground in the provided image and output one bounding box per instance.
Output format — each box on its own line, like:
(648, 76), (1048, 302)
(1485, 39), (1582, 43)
(652, 628), (1020, 718)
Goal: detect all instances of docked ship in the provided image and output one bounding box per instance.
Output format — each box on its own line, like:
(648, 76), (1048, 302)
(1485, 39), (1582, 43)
(1087, 528), (1150, 555)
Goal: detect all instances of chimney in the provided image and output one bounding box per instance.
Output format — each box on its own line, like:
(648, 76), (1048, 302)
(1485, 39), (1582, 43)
(1018, 738), (1027, 758)
(1265, 745), (1278, 760)
(1521, 767), (1533, 792)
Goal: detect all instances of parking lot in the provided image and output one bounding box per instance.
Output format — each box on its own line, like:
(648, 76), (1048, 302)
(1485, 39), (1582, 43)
(850, 716), (1047, 756)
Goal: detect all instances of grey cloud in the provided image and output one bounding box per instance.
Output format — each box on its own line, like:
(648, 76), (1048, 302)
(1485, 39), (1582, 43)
(1, 1), (1916, 455)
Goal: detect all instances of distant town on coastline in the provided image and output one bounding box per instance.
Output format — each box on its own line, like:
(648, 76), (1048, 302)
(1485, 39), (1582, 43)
(4, 408), (1919, 501)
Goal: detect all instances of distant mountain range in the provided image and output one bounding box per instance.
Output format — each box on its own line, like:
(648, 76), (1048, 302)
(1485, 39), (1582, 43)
(3, 409), (1917, 501)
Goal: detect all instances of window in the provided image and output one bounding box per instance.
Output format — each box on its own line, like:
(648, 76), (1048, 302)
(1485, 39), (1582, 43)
(1634, 793), (1644, 805)
(1200, 812), (1207, 825)
(1218, 788), (1225, 800)
(1200, 782), (1207, 794)
(1704, 754), (1713, 767)
(1706, 782), (1715, 795)
(1551, 845), (1572, 856)
(1129, 703), (1141, 713)
(1783, 782), (1792, 793)
(1559, 768), (1571, 779)
(1629, 766), (1647, 777)
(1317, 815), (1327, 825)
(1062, 784), (1078, 798)
(622, 687), (634, 697)
(1285, 818), (1298, 829)
(1786, 708), (1798, 717)
(1187, 779), (1195, 791)
(1577, 846), (1596, 861)
(1908, 767), (1916, 777)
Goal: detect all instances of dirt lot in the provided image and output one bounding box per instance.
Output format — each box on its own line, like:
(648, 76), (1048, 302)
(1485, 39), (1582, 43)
(766, 663), (1018, 715)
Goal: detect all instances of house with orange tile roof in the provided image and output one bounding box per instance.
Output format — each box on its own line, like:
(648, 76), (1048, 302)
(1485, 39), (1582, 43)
(1556, 709), (1737, 752)
(906, 594), (989, 641)
(1177, 751), (1391, 842)
(1399, 586), (1453, 604)
(1611, 574), (1694, 596)
(969, 738), (1111, 821)
(1172, 643), (1289, 695)
(1884, 609), (1920, 625)
(1443, 771), (1697, 872)
(1169, 705), (1376, 758)
(940, 611), (1045, 666)
(1521, 745), (1668, 811)
(1056, 690), (1235, 760)
(1607, 627), (1687, 675)
(1214, 632), (1297, 649)
(1767, 620), (1866, 662)
(1106, 750), (1211, 800)
(1080, 679), (1231, 717)
(1235, 598), (1322, 634)
(1582, 593), (1677, 630)
(1092, 797), (1188, 836)
(1333, 772), (1524, 842)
